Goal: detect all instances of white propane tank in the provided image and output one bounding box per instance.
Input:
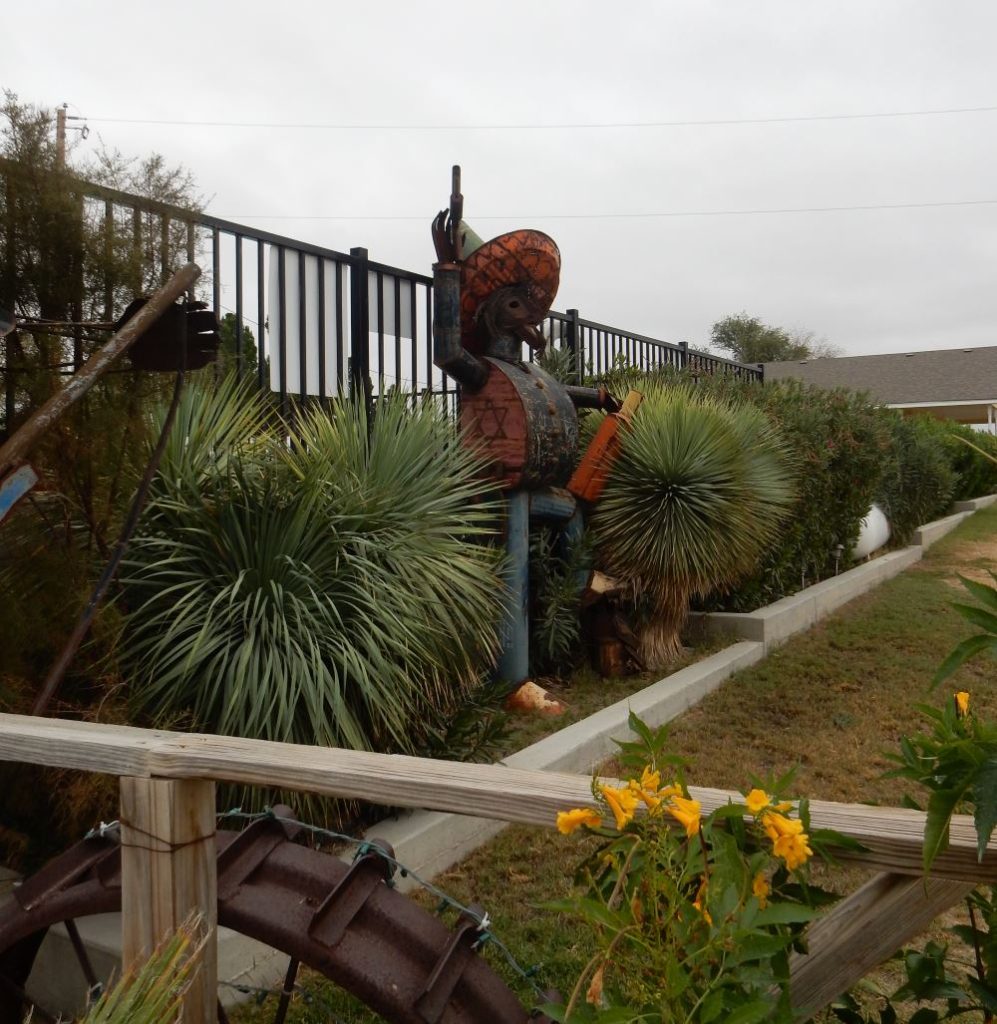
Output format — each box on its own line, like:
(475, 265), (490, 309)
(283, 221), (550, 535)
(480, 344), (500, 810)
(851, 503), (891, 560)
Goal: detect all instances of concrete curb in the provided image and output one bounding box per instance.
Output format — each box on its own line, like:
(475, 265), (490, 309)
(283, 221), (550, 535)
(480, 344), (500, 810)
(687, 545), (923, 652)
(914, 511), (971, 549)
(953, 494), (997, 513)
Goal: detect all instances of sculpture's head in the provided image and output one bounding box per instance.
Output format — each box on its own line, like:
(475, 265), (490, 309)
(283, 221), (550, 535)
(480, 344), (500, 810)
(459, 229), (560, 355)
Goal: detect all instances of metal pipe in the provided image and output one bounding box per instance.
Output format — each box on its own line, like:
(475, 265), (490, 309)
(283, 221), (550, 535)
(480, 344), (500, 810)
(0, 263), (200, 478)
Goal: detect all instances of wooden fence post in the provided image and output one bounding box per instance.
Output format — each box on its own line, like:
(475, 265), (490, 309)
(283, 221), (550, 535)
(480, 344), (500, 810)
(789, 870), (974, 1017)
(120, 777), (217, 1023)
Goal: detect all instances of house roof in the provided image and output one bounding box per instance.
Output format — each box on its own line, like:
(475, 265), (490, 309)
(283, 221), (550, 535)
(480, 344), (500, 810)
(764, 346), (997, 406)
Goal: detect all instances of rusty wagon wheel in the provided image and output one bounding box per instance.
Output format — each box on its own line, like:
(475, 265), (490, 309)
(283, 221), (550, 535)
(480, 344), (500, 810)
(0, 807), (553, 1024)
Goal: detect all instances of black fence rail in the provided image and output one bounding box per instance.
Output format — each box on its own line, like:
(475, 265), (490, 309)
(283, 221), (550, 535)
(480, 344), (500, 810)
(2, 164), (762, 420)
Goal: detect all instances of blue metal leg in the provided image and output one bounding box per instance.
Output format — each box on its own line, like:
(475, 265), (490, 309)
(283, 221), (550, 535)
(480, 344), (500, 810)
(496, 490), (530, 686)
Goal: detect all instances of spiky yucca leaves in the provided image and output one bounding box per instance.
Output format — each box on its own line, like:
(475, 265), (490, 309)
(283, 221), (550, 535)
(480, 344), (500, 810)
(593, 387), (794, 665)
(76, 919), (204, 1024)
(121, 380), (504, 773)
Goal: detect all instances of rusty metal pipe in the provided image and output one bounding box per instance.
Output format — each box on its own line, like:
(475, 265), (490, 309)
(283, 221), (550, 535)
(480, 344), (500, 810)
(0, 263), (201, 478)
(432, 264), (487, 392)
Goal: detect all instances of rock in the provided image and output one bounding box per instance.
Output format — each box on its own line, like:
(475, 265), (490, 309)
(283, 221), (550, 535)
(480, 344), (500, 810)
(504, 680), (567, 716)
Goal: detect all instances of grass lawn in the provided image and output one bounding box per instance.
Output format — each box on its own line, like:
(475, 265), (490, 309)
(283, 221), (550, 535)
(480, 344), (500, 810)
(230, 508), (997, 1022)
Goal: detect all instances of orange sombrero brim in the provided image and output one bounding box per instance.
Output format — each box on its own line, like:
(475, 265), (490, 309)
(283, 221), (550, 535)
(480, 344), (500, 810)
(460, 229), (560, 350)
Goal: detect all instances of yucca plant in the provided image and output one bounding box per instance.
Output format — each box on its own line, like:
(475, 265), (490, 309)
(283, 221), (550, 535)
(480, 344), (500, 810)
(121, 379), (504, 781)
(70, 921), (203, 1024)
(592, 386), (794, 665)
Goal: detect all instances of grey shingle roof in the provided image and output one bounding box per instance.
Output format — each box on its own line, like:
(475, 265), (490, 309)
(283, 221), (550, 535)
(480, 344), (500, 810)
(764, 346), (997, 405)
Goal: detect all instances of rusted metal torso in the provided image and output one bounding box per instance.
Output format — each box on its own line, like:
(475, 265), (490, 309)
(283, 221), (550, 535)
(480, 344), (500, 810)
(460, 358), (578, 490)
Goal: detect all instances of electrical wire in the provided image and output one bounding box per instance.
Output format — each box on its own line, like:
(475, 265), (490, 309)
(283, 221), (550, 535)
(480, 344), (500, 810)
(214, 198), (997, 222)
(83, 103), (997, 131)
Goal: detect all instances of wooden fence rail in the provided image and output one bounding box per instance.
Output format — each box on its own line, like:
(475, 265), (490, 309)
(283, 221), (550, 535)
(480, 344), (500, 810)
(1, 713), (992, 1021)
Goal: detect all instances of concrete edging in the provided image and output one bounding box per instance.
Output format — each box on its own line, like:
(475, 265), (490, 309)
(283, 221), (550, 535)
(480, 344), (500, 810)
(952, 494), (997, 513)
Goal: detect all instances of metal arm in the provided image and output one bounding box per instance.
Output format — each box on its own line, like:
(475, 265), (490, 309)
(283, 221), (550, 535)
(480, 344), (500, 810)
(432, 264), (488, 392)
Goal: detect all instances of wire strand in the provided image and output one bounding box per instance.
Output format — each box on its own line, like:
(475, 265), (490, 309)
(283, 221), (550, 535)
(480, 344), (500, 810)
(84, 103), (997, 131)
(213, 198), (997, 222)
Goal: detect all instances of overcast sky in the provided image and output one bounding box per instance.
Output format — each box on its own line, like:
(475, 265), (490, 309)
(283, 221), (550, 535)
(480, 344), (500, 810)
(6, 0), (997, 357)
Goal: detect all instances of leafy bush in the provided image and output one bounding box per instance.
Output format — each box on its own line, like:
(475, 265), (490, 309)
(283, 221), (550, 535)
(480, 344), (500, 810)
(528, 526), (590, 678)
(915, 417), (997, 501)
(122, 378), (505, 766)
(708, 381), (892, 611)
(593, 386), (794, 663)
(875, 413), (957, 546)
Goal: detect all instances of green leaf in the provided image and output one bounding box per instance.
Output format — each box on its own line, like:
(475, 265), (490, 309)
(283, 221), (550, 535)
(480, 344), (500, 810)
(722, 998), (777, 1024)
(972, 759), (997, 861)
(952, 603), (997, 636)
(931, 635), (996, 689)
(957, 575), (997, 614)
(752, 903), (824, 926)
(924, 787), (965, 873)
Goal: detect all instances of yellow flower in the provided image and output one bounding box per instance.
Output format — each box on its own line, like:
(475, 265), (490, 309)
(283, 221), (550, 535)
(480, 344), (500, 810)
(666, 794), (702, 837)
(586, 964), (605, 1006)
(640, 766), (661, 792)
(692, 876), (712, 925)
(956, 691), (970, 718)
(752, 872), (771, 909)
(556, 807), (602, 835)
(629, 768), (669, 811)
(761, 812), (812, 869)
(744, 788), (772, 815)
(600, 784), (639, 830)
(760, 811), (804, 843)
(773, 832), (813, 870)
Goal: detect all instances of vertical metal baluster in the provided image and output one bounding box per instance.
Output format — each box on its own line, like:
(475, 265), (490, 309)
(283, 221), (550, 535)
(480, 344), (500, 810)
(257, 242), (266, 390)
(335, 262), (344, 395)
(234, 234), (244, 377)
(160, 215), (170, 286)
(277, 247), (287, 416)
(186, 221), (196, 302)
(211, 227), (221, 324)
(409, 281), (418, 407)
(298, 250), (308, 405)
(376, 271), (385, 390)
(394, 276), (402, 393)
(103, 200), (114, 322)
(318, 259), (327, 405)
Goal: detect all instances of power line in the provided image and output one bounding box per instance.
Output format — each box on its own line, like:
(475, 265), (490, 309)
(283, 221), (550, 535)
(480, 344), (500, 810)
(213, 198), (997, 222)
(84, 103), (997, 132)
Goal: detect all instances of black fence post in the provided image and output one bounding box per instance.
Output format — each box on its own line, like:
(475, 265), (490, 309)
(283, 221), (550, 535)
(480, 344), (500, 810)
(349, 246), (373, 418)
(679, 340), (689, 370)
(565, 307), (582, 383)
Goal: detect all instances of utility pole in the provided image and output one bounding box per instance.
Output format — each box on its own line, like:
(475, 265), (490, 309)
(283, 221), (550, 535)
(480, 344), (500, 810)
(55, 103), (67, 167)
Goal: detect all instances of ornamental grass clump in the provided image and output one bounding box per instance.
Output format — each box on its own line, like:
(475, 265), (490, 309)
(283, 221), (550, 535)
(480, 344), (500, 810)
(121, 377), (504, 764)
(546, 713), (845, 1023)
(592, 386), (794, 664)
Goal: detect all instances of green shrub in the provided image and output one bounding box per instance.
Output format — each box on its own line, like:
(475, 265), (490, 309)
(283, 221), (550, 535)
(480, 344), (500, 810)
(875, 413), (957, 546)
(122, 378), (505, 771)
(707, 381), (891, 611)
(914, 417), (997, 501)
(593, 385), (794, 663)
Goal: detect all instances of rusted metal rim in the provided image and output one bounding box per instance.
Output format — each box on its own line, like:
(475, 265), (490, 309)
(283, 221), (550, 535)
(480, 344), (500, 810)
(0, 812), (554, 1023)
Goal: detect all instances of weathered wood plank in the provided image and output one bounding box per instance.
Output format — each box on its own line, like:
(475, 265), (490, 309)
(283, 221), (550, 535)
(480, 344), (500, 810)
(121, 777), (217, 1024)
(789, 871), (974, 1016)
(3, 714), (996, 881)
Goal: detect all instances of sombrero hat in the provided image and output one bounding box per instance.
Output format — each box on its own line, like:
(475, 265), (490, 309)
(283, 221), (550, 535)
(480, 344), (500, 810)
(459, 229), (560, 352)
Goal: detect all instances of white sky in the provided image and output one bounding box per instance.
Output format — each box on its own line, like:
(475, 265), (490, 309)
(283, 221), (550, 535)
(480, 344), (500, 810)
(6, 0), (997, 357)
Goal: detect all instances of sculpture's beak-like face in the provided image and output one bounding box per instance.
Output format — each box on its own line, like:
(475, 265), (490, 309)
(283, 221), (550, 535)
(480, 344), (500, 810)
(476, 285), (548, 352)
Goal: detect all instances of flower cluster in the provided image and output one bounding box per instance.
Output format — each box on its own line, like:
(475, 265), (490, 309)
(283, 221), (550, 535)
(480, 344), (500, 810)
(556, 765), (702, 837)
(743, 788), (813, 871)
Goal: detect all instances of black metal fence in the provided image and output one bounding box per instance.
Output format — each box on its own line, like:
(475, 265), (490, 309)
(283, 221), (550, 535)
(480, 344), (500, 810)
(7, 167), (762, 415)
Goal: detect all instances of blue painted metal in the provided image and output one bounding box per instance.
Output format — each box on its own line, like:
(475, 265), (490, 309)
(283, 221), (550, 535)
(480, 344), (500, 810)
(529, 486), (576, 522)
(0, 464), (39, 524)
(495, 491), (530, 686)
